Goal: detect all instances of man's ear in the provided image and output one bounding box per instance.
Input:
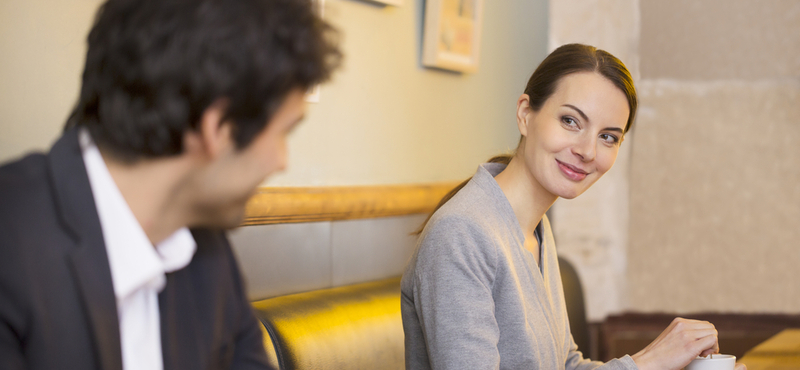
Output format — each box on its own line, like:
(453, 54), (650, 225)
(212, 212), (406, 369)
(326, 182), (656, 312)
(516, 94), (532, 137)
(187, 98), (233, 160)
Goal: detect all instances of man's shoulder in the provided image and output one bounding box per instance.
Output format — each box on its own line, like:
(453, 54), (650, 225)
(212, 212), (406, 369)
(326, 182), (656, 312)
(0, 148), (82, 271)
(0, 153), (54, 219)
(0, 152), (50, 187)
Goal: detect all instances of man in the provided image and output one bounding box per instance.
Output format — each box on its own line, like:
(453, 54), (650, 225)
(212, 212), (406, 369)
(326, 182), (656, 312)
(0, 0), (340, 369)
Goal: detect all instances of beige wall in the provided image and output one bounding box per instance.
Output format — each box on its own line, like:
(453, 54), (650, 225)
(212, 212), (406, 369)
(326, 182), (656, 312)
(0, 0), (104, 162)
(0, 0), (548, 188)
(628, 0), (800, 313)
(270, 0), (547, 186)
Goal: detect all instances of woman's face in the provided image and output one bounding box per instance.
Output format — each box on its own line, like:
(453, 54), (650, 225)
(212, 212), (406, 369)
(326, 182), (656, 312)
(517, 71), (630, 200)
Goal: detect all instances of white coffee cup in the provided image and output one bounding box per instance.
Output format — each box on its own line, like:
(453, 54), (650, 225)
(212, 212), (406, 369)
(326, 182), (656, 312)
(684, 354), (736, 370)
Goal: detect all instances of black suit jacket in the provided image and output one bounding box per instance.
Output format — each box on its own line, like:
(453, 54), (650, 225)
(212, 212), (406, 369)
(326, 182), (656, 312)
(0, 128), (273, 370)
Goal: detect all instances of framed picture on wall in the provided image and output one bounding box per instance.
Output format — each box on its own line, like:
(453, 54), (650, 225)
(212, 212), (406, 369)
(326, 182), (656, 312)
(364, 0), (402, 5)
(422, 0), (484, 73)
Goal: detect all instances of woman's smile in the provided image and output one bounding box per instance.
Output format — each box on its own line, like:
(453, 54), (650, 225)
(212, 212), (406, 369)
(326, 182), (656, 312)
(555, 159), (588, 182)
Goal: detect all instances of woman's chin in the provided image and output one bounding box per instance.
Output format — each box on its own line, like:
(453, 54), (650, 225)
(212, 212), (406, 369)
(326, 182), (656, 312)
(550, 176), (601, 199)
(553, 186), (586, 200)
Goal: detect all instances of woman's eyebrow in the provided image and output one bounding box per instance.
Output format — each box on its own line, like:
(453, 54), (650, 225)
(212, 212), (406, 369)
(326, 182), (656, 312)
(563, 104), (589, 122)
(564, 104), (624, 133)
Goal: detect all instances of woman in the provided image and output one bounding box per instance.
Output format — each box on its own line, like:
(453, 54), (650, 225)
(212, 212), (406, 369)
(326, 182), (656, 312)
(401, 44), (742, 370)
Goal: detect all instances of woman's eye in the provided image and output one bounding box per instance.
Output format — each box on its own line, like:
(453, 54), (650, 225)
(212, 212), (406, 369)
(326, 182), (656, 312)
(561, 116), (578, 128)
(600, 133), (619, 144)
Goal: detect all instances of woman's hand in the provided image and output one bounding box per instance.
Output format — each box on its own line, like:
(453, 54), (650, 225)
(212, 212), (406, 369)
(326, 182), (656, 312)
(630, 317), (719, 370)
(734, 362), (747, 370)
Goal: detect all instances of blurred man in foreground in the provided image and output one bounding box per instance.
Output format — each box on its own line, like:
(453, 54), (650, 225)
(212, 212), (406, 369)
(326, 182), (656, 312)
(0, 0), (340, 369)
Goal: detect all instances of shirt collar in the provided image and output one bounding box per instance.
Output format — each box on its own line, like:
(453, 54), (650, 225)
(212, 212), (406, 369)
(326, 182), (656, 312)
(79, 128), (196, 301)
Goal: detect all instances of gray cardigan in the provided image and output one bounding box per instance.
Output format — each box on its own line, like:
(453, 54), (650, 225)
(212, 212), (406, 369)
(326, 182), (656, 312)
(401, 163), (637, 370)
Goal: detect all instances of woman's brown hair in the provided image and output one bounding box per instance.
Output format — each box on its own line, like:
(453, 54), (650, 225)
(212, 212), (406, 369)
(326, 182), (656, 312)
(413, 43), (637, 235)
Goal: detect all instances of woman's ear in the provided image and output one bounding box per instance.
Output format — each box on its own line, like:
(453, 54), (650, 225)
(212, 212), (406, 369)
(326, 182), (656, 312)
(516, 94), (532, 137)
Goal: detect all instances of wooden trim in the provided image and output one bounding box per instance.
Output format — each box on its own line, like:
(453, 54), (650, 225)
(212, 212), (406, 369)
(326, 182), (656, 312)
(241, 182), (460, 226)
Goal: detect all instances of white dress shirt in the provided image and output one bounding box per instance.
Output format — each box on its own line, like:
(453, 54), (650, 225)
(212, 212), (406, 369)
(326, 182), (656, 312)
(79, 129), (197, 370)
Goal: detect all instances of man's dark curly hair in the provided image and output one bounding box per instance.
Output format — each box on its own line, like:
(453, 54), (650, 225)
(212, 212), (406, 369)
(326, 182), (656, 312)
(66, 0), (341, 162)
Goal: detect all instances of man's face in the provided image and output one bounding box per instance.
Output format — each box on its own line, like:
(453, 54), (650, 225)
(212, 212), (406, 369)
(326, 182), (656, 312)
(192, 89), (306, 228)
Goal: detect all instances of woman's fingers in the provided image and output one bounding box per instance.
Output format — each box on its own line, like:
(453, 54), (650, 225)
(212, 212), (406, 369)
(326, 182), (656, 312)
(646, 318), (714, 347)
(690, 329), (719, 356)
(632, 318), (722, 370)
(665, 322), (718, 350)
(672, 318), (716, 332)
(734, 362), (747, 370)
(699, 347), (718, 357)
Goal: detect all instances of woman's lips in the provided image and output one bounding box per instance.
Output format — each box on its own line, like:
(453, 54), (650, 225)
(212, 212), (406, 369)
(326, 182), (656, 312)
(556, 159), (588, 181)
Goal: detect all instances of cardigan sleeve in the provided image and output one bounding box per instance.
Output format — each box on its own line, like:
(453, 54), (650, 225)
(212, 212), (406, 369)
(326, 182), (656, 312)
(564, 334), (639, 370)
(410, 215), (502, 370)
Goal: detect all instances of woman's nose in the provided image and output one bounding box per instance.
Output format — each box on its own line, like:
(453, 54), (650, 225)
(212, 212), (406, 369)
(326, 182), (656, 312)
(572, 135), (596, 162)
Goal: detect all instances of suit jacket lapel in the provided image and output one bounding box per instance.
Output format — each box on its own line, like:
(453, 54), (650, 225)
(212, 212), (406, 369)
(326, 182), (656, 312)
(49, 128), (123, 370)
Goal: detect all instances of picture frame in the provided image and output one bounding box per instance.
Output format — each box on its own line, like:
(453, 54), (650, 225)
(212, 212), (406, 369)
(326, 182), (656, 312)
(422, 0), (484, 73)
(364, 0), (402, 5)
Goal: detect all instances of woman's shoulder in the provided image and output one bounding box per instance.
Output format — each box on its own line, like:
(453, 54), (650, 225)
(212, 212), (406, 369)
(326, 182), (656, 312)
(405, 206), (500, 291)
(431, 173), (510, 229)
(426, 184), (494, 234)
(413, 181), (506, 263)
(423, 208), (489, 246)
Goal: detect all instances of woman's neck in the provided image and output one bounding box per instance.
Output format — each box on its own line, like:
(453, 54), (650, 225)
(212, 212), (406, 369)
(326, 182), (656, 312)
(493, 156), (558, 238)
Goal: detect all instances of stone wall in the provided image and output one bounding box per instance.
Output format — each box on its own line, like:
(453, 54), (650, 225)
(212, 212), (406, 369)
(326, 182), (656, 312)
(628, 0), (800, 313)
